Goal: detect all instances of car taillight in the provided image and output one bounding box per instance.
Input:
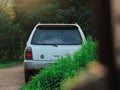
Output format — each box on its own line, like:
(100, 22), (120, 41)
(25, 47), (33, 60)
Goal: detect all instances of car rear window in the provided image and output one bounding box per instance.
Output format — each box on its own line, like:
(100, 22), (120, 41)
(31, 26), (82, 45)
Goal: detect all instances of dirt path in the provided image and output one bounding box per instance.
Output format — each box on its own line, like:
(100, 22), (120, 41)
(0, 65), (25, 90)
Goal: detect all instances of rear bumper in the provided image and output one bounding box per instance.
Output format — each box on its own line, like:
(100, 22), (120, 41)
(24, 60), (55, 70)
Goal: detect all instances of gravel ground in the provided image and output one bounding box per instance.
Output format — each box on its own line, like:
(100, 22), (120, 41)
(0, 65), (25, 90)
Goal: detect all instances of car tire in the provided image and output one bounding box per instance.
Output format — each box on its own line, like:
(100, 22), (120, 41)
(24, 70), (32, 83)
(24, 70), (40, 83)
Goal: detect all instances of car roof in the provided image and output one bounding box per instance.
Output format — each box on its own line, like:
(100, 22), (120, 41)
(34, 23), (80, 29)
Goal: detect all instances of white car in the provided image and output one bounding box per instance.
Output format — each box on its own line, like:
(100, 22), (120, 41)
(24, 23), (86, 83)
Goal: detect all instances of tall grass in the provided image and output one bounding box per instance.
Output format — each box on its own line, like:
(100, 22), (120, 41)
(20, 37), (96, 90)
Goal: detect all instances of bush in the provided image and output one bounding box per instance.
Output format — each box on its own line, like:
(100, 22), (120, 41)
(20, 37), (96, 90)
(0, 6), (25, 61)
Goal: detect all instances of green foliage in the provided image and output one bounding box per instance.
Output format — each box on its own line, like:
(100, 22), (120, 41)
(0, 6), (25, 61)
(15, 0), (93, 37)
(0, 60), (22, 69)
(74, 37), (96, 67)
(20, 38), (96, 90)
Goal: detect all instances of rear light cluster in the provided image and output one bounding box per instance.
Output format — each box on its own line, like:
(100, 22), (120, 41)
(25, 47), (33, 60)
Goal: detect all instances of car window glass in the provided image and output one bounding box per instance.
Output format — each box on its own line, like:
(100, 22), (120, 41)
(31, 29), (82, 45)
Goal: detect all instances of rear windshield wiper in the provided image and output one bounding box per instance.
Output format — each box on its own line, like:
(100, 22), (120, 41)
(52, 44), (58, 47)
(42, 44), (58, 47)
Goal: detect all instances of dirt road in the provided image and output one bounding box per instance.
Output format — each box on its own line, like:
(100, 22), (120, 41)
(0, 65), (25, 90)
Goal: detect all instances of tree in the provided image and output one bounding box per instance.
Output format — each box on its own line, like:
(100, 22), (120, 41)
(14, 0), (93, 37)
(0, 7), (24, 61)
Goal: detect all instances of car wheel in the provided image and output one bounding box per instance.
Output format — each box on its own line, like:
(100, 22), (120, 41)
(24, 70), (40, 83)
(24, 70), (32, 83)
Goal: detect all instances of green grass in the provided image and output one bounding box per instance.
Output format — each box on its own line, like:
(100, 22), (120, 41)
(0, 60), (22, 69)
(20, 37), (96, 90)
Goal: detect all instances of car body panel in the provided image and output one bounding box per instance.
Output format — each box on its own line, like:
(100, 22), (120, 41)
(31, 45), (81, 61)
